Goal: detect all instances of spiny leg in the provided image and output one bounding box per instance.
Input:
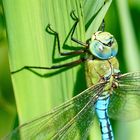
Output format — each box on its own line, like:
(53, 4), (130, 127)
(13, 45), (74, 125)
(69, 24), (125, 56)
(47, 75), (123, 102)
(98, 19), (105, 31)
(98, 1), (106, 32)
(11, 11), (87, 74)
(101, 19), (105, 31)
(70, 10), (88, 47)
(46, 22), (85, 56)
(11, 58), (86, 74)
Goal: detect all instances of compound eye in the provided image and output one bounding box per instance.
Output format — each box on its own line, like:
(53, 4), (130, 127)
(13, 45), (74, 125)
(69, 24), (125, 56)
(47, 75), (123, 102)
(111, 38), (118, 57)
(89, 41), (111, 59)
(107, 38), (114, 47)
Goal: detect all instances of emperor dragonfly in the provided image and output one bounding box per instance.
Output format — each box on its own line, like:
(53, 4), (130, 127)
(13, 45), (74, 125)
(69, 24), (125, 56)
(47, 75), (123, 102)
(3, 11), (140, 140)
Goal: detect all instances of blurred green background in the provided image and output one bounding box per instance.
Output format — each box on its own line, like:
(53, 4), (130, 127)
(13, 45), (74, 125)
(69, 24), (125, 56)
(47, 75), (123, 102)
(0, 0), (16, 137)
(0, 0), (140, 139)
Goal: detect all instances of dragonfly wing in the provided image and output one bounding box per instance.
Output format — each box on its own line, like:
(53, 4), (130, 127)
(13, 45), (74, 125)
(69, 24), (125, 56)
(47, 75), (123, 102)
(52, 83), (105, 140)
(3, 83), (105, 140)
(108, 71), (140, 121)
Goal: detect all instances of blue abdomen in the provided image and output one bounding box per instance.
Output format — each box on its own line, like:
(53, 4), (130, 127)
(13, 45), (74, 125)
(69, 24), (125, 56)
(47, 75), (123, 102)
(95, 94), (114, 140)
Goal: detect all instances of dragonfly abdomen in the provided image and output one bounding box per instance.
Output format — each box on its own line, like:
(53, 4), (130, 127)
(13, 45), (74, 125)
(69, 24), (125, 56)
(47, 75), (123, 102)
(95, 95), (114, 140)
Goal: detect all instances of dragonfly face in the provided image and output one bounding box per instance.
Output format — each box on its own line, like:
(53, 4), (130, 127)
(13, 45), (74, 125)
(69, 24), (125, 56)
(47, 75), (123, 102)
(89, 31), (118, 60)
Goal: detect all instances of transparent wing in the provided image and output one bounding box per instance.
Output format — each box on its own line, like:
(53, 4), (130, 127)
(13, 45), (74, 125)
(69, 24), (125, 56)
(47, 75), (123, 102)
(108, 71), (140, 121)
(3, 82), (106, 140)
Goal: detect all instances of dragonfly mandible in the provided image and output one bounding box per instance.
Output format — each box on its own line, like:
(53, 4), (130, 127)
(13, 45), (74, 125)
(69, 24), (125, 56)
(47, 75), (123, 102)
(3, 11), (140, 140)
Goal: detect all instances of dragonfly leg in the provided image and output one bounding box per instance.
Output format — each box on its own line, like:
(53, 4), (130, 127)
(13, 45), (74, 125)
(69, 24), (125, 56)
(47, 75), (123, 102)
(70, 10), (88, 47)
(98, 19), (105, 31)
(46, 24), (85, 56)
(12, 11), (87, 74)
(11, 58), (86, 74)
(98, 2), (106, 32)
(101, 19), (105, 31)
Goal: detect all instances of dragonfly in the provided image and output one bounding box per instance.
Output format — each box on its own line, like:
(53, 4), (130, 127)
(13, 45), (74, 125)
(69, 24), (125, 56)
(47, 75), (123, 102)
(3, 11), (140, 140)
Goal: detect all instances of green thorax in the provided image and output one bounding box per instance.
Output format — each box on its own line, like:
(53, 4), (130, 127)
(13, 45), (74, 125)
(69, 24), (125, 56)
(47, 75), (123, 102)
(85, 57), (119, 87)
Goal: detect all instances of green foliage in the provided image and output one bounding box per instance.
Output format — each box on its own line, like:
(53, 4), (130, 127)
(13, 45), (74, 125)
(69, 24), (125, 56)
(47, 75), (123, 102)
(0, 0), (16, 138)
(0, 0), (140, 139)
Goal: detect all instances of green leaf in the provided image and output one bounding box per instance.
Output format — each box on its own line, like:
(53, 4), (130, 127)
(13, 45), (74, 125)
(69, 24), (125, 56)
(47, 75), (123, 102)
(116, 0), (140, 71)
(84, 0), (112, 39)
(83, 0), (105, 24)
(114, 0), (140, 140)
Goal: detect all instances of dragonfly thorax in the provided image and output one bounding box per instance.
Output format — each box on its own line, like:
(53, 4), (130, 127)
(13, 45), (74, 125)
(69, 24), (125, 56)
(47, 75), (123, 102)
(85, 57), (119, 87)
(89, 31), (118, 60)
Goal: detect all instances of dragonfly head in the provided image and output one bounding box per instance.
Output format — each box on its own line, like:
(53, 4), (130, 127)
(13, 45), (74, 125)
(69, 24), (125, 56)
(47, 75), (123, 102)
(89, 31), (118, 60)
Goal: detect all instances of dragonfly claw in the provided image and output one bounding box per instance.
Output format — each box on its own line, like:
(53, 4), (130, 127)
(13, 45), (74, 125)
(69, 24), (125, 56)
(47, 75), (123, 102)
(45, 24), (58, 35)
(70, 10), (79, 21)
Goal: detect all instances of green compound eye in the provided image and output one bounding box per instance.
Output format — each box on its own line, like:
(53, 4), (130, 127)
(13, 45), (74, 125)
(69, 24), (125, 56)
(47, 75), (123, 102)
(89, 41), (111, 59)
(111, 38), (118, 56)
(89, 32), (118, 59)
